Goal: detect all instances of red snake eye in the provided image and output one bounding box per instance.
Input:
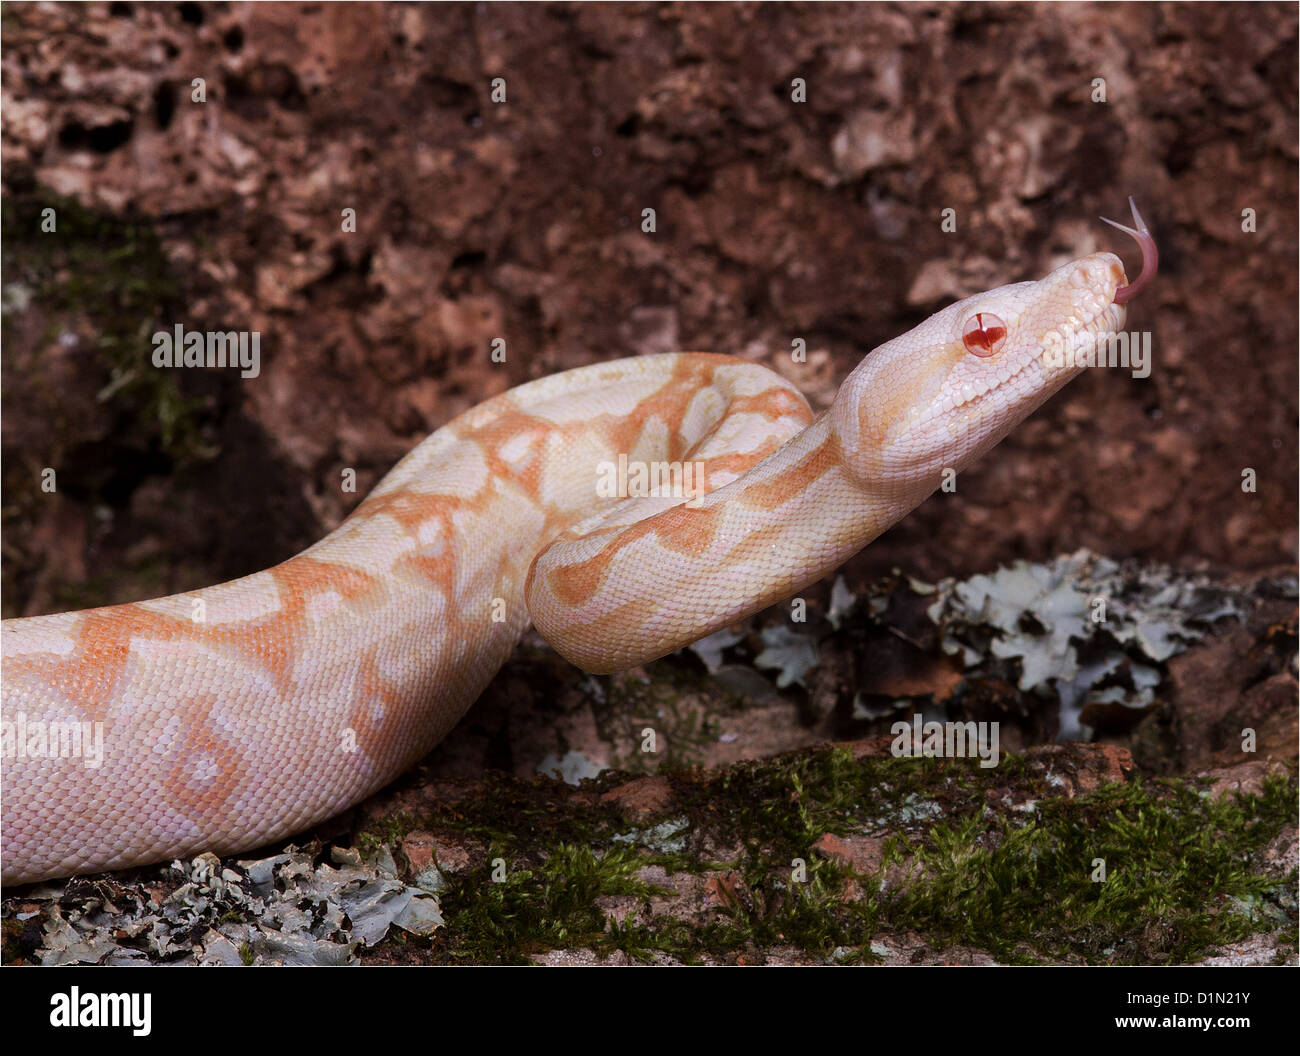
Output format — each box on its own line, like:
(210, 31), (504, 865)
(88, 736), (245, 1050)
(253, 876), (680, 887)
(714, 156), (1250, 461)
(961, 312), (1007, 358)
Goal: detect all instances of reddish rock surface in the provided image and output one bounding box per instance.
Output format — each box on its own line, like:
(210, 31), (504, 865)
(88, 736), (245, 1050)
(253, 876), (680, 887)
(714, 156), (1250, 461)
(2, 2), (1295, 618)
(600, 775), (675, 823)
(0, 5), (1294, 967)
(811, 831), (887, 875)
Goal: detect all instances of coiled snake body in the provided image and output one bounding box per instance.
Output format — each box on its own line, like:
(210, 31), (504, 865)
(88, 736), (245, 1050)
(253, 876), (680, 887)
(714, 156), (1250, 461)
(0, 204), (1155, 884)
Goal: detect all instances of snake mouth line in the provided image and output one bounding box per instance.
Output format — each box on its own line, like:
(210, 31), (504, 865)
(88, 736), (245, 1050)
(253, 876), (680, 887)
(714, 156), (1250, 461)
(949, 197), (1154, 415)
(944, 299), (1126, 416)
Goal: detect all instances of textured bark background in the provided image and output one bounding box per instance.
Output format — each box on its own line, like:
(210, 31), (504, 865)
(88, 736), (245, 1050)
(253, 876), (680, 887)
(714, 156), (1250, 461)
(2, 1), (1296, 619)
(2, 1), (1297, 969)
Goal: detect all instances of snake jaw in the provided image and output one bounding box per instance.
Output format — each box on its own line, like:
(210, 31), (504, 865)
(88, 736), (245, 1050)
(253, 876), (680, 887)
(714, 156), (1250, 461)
(2, 207), (1157, 884)
(830, 245), (1134, 500)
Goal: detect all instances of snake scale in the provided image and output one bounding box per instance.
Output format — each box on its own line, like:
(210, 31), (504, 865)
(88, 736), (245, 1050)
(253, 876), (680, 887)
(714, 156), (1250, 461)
(0, 202), (1155, 885)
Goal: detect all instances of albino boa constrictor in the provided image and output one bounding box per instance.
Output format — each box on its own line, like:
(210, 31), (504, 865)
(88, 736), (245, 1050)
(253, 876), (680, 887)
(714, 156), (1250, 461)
(1, 202), (1156, 885)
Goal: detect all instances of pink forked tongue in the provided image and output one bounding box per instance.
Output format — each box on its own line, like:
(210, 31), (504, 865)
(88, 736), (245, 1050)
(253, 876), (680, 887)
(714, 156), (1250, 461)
(1100, 196), (1158, 304)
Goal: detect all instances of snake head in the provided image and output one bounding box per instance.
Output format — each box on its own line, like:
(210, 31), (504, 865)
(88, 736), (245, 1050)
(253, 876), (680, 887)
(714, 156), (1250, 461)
(832, 203), (1155, 498)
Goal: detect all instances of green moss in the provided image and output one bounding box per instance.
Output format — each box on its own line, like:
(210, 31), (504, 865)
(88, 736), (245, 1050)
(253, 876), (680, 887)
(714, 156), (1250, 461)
(355, 812), (419, 860)
(598, 667), (724, 771)
(1, 191), (209, 459)
(884, 773), (1297, 964)
(370, 745), (1295, 965)
(435, 843), (669, 964)
(1, 916), (26, 965)
(42, 556), (172, 616)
